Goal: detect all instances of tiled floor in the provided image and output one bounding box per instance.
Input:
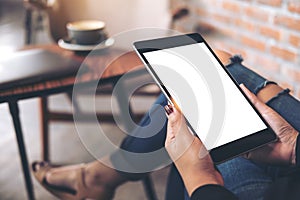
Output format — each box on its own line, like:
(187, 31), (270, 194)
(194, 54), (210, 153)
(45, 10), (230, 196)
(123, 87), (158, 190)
(0, 1), (169, 199)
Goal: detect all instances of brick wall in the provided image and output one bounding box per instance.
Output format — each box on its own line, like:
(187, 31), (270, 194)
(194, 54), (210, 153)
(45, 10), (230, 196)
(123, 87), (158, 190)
(171, 0), (300, 98)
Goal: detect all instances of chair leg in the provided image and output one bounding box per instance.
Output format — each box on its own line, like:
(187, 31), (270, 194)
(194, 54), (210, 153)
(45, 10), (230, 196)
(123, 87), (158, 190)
(113, 79), (158, 200)
(142, 176), (158, 200)
(66, 92), (82, 113)
(24, 7), (33, 45)
(39, 97), (50, 161)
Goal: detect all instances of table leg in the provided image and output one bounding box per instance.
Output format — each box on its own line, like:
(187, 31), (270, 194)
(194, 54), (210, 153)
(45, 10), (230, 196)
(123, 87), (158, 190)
(8, 101), (35, 200)
(39, 97), (49, 161)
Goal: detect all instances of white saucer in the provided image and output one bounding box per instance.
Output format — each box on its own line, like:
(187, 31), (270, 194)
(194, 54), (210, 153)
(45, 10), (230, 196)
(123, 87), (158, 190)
(58, 38), (114, 51)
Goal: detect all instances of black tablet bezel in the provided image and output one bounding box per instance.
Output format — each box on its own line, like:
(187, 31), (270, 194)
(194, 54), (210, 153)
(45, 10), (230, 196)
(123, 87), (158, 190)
(133, 33), (277, 164)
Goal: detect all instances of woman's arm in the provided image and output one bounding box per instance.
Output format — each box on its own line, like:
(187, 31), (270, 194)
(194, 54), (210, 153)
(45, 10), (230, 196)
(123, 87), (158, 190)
(164, 104), (226, 196)
(164, 84), (299, 198)
(164, 105), (238, 199)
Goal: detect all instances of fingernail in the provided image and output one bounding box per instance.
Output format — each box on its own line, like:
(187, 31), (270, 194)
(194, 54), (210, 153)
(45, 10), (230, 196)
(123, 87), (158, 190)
(164, 105), (174, 115)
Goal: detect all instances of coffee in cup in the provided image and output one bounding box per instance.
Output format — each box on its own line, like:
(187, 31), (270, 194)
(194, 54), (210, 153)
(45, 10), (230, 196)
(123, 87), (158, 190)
(66, 20), (107, 45)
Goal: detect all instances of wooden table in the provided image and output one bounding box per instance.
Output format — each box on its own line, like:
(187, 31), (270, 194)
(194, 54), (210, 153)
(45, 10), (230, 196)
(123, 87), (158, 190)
(0, 45), (145, 102)
(0, 44), (157, 200)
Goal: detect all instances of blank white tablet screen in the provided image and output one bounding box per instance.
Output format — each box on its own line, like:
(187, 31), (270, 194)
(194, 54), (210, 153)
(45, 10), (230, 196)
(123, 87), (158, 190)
(143, 43), (267, 150)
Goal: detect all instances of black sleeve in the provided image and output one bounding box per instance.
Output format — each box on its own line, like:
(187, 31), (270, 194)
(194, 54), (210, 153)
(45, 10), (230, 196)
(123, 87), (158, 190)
(191, 184), (238, 200)
(296, 134), (300, 166)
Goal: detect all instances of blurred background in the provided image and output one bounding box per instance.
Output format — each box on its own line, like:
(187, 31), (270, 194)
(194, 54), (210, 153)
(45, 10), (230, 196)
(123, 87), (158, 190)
(0, 0), (299, 199)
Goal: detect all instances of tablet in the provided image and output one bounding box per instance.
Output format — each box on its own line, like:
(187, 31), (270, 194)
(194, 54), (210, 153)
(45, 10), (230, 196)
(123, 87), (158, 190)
(133, 33), (277, 163)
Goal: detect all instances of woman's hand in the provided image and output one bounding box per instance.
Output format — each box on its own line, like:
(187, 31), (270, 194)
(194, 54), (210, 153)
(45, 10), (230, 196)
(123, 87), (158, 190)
(241, 84), (299, 165)
(164, 105), (223, 196)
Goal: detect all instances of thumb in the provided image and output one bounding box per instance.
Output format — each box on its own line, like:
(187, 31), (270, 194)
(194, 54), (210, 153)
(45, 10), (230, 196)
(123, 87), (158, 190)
(164, 104), (195, 157)
(164, 104), (184, 142)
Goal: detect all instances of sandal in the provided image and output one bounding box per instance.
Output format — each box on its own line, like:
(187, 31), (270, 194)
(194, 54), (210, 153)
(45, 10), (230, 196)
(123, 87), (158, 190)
(32, 161), (114, 200)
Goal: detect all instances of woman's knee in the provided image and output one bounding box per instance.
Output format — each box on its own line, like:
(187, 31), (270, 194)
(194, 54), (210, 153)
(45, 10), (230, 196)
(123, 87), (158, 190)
(214, 49), (232, 66)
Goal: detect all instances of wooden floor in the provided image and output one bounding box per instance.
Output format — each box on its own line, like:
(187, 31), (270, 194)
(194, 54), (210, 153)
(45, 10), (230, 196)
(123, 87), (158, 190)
(0, 1), (169, 199)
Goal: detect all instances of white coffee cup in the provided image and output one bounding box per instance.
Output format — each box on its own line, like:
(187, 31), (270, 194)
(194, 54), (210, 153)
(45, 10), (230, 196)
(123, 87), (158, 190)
(67, 20), (107, 45)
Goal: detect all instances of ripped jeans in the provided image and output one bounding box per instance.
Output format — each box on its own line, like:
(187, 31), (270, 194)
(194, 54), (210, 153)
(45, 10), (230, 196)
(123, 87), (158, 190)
(110, 55), (300, 200)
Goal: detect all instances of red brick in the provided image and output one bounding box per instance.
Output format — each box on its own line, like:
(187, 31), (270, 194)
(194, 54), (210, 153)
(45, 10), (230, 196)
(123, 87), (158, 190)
(266, 75), (279, 83)
(244, 6), (269, 21)
(222, 1), (240, 12)
(210, 40), (247, 59)
(205, 0), (220, 7)
(259, 26), (281, 40)
(288, 1), (300, 14)
(280, 81), (294, 92)
(196, 7), (207, 16)
(216, 26), (238, 39)
(283, 67), (300, 82)
(241, 36), (266, 51)
(257, 0), (282, 7)
(289, 34), (300, 47)
(235, 18), (256, 32)
(212, 13), (231, 24)
(256, 55), (281, 72)
(274, 15), (300, 32)
(227, 46), (247, 58)
(270, 46), (298, 61)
